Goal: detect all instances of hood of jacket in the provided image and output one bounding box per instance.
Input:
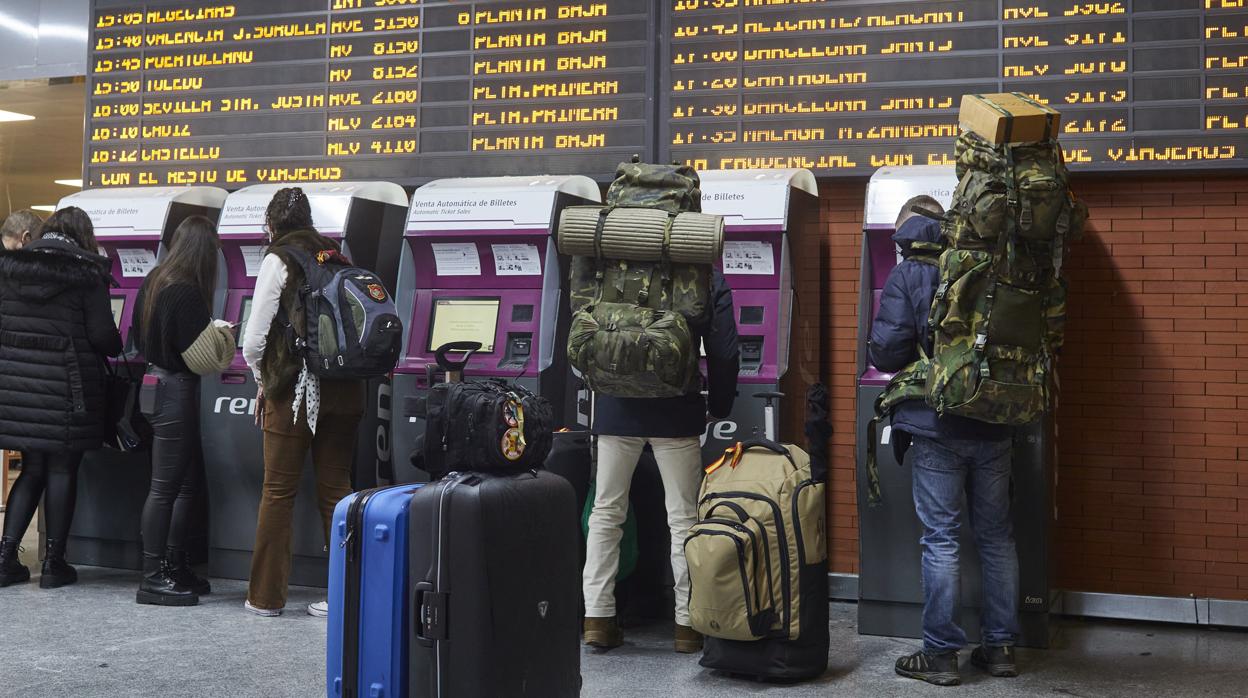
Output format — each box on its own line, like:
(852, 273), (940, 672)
(0, 236), (114, 300)
(891, 216), (943, 258)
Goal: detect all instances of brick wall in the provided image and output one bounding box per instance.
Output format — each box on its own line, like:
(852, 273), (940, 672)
(812, 174), (1248, 601)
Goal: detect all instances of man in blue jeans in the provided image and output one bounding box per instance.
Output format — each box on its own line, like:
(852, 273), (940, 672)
(869, 198), (1020, 686)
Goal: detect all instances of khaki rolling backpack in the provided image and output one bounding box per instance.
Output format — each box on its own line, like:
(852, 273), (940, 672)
(686, 441), (826, 643)
(557, 158), (723, 398)
(866, 125), (1087, 504)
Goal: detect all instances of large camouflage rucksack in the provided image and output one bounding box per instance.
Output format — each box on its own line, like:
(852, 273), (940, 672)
(563, 159), (713, 398)
(866, 131), (1085, 504)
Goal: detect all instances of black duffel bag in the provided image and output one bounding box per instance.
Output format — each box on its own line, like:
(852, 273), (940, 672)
(412, 342), (553, 479)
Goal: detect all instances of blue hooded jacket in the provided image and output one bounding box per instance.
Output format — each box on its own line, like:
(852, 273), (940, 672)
(868, 216), (1010, 443)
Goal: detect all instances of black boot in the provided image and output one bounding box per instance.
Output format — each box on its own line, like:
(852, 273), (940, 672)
(39, 539), (77, 589)
(166, 547), (211, 595)
(136, 555), (199, 606)
(0, 536), (30, 587)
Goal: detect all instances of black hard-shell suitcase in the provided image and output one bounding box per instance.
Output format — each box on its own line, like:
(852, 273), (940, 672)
(408, 470), (581, 698)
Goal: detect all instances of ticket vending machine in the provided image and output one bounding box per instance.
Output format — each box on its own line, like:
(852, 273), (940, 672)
(53, 186), (229, 569)
(855, 166), (1054, 647)
(391, 176), (600, 484)
(202, 182), (408, 585)
(696, 169), (818, 462)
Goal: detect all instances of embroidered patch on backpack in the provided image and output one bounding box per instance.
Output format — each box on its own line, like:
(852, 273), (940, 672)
(367, 283), (386, 302)
(501, 427), (524, 461)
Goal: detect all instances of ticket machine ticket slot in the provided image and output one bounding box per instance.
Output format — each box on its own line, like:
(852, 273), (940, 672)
(739, 337), (763, 376)
(498, 333), (533, 371)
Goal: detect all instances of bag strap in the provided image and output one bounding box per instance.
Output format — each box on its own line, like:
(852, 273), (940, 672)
(973, 144), (1019, 383)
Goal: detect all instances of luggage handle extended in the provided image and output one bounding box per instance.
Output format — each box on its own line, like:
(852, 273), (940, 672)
(433, 341), (481, 383)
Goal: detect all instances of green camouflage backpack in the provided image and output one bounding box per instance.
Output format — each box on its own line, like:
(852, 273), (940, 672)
(866, 133), (1085, 505)
(565, 159), (711, 398)
(925, 131), (1085, 424)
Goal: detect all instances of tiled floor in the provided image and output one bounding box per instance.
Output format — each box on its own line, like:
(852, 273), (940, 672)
(3, 484), (1247, 697)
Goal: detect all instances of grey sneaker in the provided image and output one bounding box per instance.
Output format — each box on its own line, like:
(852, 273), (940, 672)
(307, 600), (329, 617)
(971, 645), (1018, 677)
(244, 600), (281, 617)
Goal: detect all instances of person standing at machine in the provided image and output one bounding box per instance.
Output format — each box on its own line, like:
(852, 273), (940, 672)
(241, 187), (364, 618)
(132, 216), (235, 606)
(1, 209), (43, 251)
(869, 197), (1019, 686)
(582, 271), (739, 654)
(0, 207), (122, 589)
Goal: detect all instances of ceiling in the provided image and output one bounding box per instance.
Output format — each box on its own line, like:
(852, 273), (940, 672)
(0, 78), (85, 218)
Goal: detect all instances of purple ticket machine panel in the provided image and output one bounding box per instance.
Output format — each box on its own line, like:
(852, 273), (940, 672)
(392, 176), (600, 484)
(53, 186), (228, 570)
(855, 166), (1053, 647)
(697, 169), (818, 463)
(204, 182), (409, 585)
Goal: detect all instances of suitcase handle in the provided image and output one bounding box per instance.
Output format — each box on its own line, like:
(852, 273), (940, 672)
(434, 342), (481, 373)
(413, 580), (447, 646)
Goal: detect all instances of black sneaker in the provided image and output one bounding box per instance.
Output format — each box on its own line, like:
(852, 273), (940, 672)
(895, 650), (961, 687)
(971, 644), (1018, 677)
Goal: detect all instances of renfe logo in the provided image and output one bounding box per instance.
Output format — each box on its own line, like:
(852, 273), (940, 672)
(214, 396), (257, 415)
(700, 419), (738, 446)
(375, 382), (392, 478)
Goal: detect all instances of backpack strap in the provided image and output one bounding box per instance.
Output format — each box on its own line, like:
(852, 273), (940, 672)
(864, 350), (930, 506)
(591, 208), (610, 304)
(972, 144), (1019, 385)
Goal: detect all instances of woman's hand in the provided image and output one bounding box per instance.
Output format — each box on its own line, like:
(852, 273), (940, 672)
(254, 386), (265, 427)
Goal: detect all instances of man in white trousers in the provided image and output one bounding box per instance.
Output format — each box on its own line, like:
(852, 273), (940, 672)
(582, 271), (739, 653)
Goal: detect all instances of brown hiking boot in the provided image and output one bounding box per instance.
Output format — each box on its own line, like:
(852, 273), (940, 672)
(583, 616), (623, 649)
(674, 624), (703, 654)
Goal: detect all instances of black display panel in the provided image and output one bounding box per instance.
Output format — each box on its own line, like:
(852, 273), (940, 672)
(86, 1), (1248, 183)
(86, 0), (657, 187)
(663, 0), (1248, 174)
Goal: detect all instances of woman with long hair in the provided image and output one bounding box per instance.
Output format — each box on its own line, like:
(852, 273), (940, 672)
(0, 207), (122, 589)
(132, 215), (234, 606)
(240, 187), (364, 617)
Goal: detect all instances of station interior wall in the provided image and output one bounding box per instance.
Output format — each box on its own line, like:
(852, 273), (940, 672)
(810, 174), (1248, 602)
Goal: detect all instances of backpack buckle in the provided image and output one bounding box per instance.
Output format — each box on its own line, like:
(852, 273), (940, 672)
(974, 333), (987, 351)
(934, 281), (948, 300)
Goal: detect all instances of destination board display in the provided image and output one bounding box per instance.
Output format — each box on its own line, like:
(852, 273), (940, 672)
(86, 0), (656, 187)
(86, 1), (1248, 184)
(663, 0), (1248, 173)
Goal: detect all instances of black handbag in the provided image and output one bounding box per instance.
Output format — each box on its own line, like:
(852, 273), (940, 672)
(103, 359), (151, 452)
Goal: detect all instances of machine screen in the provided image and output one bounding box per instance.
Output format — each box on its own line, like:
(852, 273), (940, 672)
(428, 299), (499, 354)
(110, 296), (125, 328)
(236, 297), (253, 349)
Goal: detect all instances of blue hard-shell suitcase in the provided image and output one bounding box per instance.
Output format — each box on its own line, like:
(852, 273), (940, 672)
(328, 484), (422, 698)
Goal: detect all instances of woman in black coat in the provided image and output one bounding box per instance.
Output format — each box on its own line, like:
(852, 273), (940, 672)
(0, 207), (122, 589)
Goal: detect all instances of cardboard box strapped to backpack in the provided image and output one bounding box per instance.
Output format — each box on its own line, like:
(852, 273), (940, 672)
(555, 158), (724, 399)
(866, 94), (1087, 504)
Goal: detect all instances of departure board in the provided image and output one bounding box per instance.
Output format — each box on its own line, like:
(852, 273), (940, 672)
(663, 0), (1248, 174)
(87, 1), (1248, 185)
(86, 0), (656, 187)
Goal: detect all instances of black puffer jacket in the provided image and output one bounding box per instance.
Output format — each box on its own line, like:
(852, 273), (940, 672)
(0, 237), (123, 452)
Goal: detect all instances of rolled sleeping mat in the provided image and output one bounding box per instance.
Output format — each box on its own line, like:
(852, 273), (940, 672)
(557, 206), (723, 264)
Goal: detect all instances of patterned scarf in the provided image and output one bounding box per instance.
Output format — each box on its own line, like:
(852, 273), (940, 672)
(290, 360), (322, 435)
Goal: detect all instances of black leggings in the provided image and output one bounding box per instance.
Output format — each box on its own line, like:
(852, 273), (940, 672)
(3, 451), (84, 542)
(139, 370), (204, 561)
